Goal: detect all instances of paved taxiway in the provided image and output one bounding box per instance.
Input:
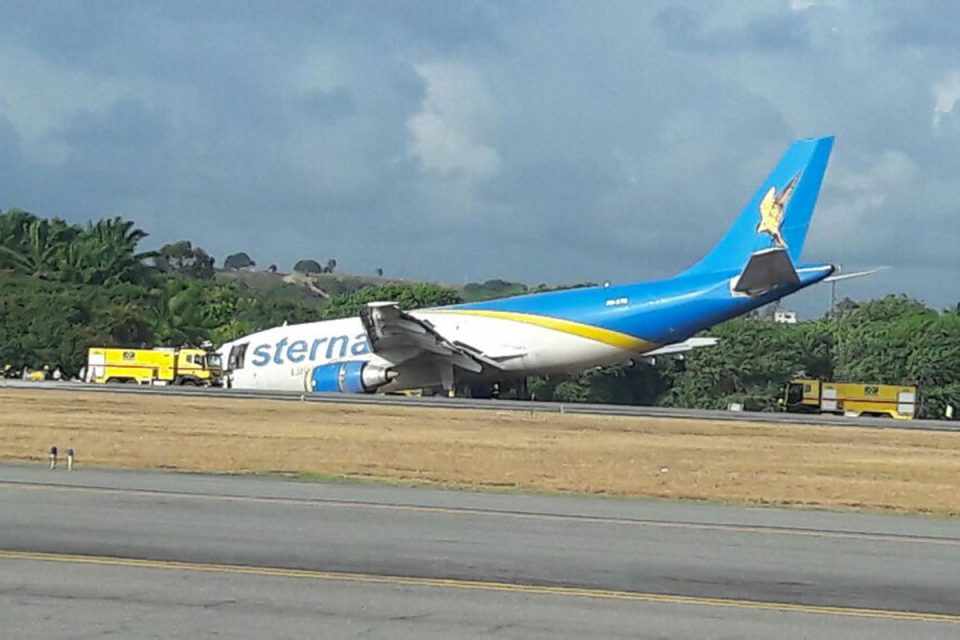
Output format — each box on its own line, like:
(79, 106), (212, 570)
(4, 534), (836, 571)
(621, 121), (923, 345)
(2, 464), (959, 638)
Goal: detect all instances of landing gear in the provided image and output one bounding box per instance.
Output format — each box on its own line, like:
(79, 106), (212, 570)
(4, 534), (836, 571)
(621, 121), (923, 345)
(516, 377), (530, 401)
(468, 383), (493, 399)
(467, 382), (501, 399)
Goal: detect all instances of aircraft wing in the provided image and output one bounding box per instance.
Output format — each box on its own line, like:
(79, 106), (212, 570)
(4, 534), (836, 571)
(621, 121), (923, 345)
(359, 302), (501, 373)
(644, 337), (719, 356)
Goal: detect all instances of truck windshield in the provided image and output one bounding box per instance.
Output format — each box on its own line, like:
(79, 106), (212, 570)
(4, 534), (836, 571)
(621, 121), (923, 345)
(207, 354), (222, 370)
(785, 383), (804, 406)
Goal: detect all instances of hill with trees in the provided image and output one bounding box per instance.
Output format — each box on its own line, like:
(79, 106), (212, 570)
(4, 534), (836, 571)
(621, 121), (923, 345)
(0, 209), (460, 375)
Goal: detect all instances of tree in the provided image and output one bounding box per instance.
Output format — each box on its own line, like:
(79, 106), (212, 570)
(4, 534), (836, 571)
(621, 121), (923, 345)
(156, 240), (215, 280)
(224, 252), (255, 270)
(0, 209), (40, 270)
(375, 267), (383, 277)
(832, 295), (934, 384)
(462, 279), (529, 301)
(662, 319), (834, 411)
(553, 380), (589, 402)
(833, 297), (860, 317)
(79, 217), (157, 284)
(99, 301), (153, 346)
(146, 279), (232, 345)
(293, 259), (323, 274)
(0, 275), (155, 375)
(319, 283), (463, 320)
(324, 258), (337, 273)
(0, 218), (71, 278)
(55, 217), (156, 286)
(0, 211), (155, 286)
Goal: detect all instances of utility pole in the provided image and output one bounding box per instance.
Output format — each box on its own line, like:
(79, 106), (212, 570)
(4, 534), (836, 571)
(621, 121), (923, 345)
(830, 263), (841, 317)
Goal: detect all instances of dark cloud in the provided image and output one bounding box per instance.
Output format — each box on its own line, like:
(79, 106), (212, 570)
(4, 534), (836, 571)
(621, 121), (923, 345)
(0, 1), (957, 315)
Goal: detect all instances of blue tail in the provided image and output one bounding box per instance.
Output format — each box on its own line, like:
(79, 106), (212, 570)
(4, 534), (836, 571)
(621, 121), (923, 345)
(683, 136), (834, 276)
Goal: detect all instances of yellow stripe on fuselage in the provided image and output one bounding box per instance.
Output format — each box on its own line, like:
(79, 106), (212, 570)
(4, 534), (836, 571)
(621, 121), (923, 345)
(432, 309), (655, 352)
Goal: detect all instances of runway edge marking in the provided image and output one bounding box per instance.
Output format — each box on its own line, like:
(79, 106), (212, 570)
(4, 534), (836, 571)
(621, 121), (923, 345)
(1, 550), (958, 624)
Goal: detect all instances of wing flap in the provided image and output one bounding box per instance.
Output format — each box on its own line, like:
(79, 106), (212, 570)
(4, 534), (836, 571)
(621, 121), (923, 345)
(360, 302), (498, 373)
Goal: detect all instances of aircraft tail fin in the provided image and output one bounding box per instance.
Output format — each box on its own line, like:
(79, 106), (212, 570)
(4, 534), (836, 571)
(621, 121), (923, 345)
(683, 136), (834, 276)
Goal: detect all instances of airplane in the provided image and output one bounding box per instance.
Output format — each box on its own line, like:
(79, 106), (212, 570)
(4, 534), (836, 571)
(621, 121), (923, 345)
(218, 136), (837, 396)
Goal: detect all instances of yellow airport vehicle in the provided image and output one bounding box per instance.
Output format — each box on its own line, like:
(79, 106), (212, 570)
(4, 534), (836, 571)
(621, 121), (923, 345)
(783, 379), (918, 420)
(85, 347), (222, 386)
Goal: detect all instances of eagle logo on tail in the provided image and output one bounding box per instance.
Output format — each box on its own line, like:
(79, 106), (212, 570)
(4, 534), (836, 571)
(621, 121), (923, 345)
(757, 174), (799, 248)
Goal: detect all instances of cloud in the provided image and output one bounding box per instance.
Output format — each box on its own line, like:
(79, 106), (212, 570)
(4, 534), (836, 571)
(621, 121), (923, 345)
(810, 150), (920, 260)
(789, 0), (819, 11)
(654, 3), (812, 54)
(408, 62), (501, 181)
(0, 1), (957, 314)
(0, 44), (133, 164)
(932, 71), (960, 128)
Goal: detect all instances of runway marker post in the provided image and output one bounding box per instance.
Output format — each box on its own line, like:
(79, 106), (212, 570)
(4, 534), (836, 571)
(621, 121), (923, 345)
(67, 448), (75, 471)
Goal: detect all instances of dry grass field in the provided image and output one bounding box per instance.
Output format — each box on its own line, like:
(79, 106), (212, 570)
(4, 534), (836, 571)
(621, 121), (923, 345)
(2, 388), (960, 516)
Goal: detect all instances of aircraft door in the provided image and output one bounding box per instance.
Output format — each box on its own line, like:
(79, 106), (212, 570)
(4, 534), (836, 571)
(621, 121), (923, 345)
(227, 343), (248, 371)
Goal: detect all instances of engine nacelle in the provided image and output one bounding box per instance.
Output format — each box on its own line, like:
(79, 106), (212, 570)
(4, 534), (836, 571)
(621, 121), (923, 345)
(307, 361), (395, 393)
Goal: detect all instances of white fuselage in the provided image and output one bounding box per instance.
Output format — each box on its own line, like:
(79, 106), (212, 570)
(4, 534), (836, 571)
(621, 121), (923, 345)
(219, 310), (628, 392)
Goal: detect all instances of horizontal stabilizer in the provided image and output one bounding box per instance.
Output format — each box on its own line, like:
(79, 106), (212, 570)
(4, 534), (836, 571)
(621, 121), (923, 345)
(822, 267), (886, 283)
(732, 248), (800, 296)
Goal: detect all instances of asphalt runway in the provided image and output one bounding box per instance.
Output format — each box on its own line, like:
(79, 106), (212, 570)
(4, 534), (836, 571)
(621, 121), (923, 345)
(2, 464), (959, 638)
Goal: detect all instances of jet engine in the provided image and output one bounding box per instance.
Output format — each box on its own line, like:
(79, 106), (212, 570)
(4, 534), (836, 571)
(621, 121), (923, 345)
(306, 361), (396, 393)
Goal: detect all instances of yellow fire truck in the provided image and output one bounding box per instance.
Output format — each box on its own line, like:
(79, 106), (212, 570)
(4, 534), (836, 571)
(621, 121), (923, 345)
(85, 347), (222, 386)
(782, 379), (918, 420)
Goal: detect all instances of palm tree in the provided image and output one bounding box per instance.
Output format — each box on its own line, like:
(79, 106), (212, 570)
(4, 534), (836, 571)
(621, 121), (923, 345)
(73, 217), (158, 285)
(0, 219), (67, 278)
(88, 217), (149, 254)
(147, 280), (211, 345)
(101, 301), (154, 345)
(0, 209), (38, 266)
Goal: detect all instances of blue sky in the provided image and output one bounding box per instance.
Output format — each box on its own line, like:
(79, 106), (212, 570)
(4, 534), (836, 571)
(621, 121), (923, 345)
(1, 1), (957, 315)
